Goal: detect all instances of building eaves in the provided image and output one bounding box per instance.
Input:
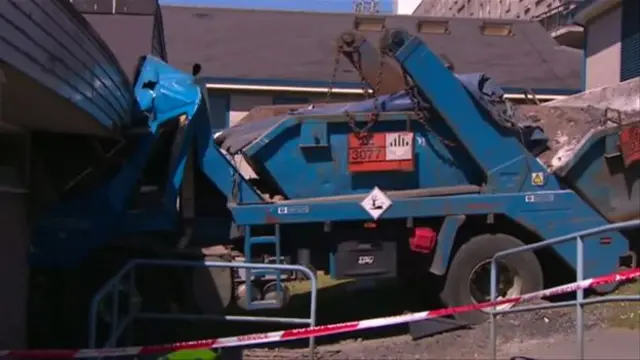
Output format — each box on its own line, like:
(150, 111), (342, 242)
(573, 0), (622, 25)
(70, 0), (158, 16)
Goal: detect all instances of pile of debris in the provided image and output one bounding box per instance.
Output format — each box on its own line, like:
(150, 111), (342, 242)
(516, 105), (640, 170)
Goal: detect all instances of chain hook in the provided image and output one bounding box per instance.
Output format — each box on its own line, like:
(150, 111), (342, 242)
(343, 27), (387, 139)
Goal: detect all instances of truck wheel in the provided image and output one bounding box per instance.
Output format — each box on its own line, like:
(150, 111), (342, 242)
(440, 233), (543, 325)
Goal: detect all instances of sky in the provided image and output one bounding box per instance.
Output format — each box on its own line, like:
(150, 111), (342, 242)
(159, 0), (396, 14)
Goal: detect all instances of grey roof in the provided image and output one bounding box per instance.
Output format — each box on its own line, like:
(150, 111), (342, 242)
(83, 14), (155, 80)
(160, 6), (583, 91)
(73, 0), (161, 80)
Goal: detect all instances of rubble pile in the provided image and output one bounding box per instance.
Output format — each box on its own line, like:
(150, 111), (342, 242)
(516, 105), (640, 170)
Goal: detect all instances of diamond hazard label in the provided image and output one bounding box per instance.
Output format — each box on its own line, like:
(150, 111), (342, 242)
(348, 132), (414, 172)
(360, 187), (392, 220)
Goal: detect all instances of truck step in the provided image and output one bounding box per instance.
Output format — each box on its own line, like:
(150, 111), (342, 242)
(247, 236), (278, 245)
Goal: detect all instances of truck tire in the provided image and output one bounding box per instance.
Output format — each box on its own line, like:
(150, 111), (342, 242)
(440, 233), (543, 325)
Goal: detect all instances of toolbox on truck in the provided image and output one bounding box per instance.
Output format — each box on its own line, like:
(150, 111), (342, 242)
(333, 239), (397, 280)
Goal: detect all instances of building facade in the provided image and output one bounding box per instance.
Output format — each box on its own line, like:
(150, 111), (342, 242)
(414, 0), (566, 19)
(414, 1), (586, 49)
(574, 0), (640, 89)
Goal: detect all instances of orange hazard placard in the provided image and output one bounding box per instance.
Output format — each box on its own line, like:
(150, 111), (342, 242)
(348, 132), (414, 172)
(620, 125), (640, 167)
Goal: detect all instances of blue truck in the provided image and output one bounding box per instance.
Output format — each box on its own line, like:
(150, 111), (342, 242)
(27, 28), (639, 345)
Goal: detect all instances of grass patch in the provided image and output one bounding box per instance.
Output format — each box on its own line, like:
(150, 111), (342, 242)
(162, 272), (427, 347)
(287, 271), (350, 295)
(587, 280), (640, 329)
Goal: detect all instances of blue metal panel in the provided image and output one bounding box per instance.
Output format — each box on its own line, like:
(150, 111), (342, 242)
(386, 30), (558, 193)
(0, 0), (132, 132)
(241, 113), (484, 199)
(621, 0), (640, 81)
(555, 127), (640, 223)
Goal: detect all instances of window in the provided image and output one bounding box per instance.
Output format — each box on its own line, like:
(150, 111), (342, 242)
(480, 22), (514, 36)
(620, 0), (640, 81)
(206, 91), (230, 130)
(354, 16), (385, 32)
(272, 95), (309, 105)
(417, 20), (450, 35)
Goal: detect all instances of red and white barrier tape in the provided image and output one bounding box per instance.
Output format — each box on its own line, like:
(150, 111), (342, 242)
(2, 267), (638, 359)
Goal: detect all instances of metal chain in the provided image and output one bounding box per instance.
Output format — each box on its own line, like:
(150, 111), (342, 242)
(401, 70), (456, 147)
(328, 30), (452, 148)
(325, 44), (343, 103)
(343, 35), (386, 141)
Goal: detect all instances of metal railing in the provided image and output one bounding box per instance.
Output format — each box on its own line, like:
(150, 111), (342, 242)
(489, 219), (640, 359)
(89, 259), (319, 355)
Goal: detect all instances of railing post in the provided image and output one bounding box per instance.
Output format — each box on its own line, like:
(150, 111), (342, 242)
(487, 220), (639, 359)
(309, 267), (318, 359)
(110, 284), (120, 346)
(125, 268), (136, 345)
(90, 259), (320, 355)
(489, 258), (498, 359)
(576, 235), (584, 359)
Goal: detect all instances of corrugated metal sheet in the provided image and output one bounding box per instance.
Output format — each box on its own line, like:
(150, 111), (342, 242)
(621, 0), (640, 81)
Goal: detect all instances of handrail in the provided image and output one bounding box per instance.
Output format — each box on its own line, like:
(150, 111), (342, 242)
(88, 259), (319, 356)
(489, 219), (640, 359)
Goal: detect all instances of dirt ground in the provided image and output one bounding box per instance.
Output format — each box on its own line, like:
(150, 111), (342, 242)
(239, 280), (639, 360)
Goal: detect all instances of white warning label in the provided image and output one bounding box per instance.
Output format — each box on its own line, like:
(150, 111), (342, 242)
(385, 132), (413, 161)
